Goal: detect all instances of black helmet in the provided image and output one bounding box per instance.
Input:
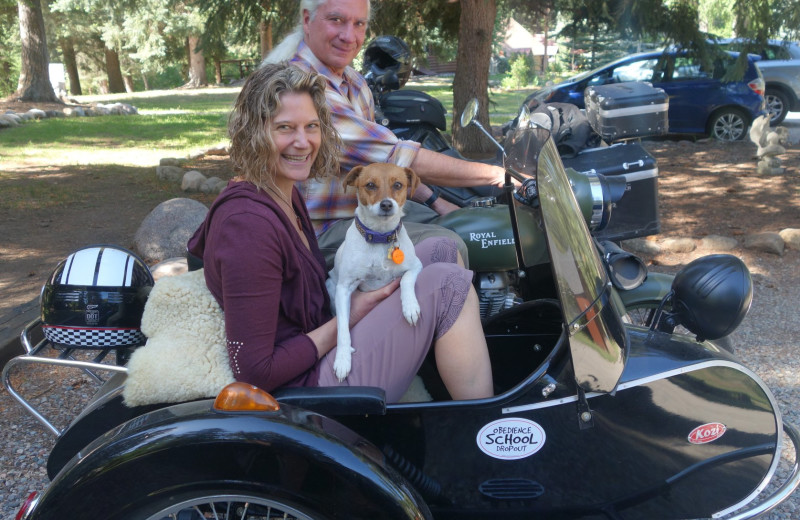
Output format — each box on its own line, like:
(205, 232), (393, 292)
(363, 35), (412, 88)
(40, 245), (154, 349)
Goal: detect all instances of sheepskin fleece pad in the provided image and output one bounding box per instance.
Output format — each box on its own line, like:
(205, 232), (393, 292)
(123, 269), (234, 406)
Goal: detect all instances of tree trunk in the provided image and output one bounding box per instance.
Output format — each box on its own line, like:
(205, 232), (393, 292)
(141, 72), (150, 90)
(15, 0), (59, 102)
(214, 59), (222, 84)
(123, 75), (134, 93)
(104, 46), (126, 93)
(186, 35), (208, 87)
(259, 0), (273, 59)
(452, 0), (496, 155)
(60, 37), (82, 95)
(259, 20), (273, 59)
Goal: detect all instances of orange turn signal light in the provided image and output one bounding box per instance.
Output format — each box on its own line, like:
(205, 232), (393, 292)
(213, 382), (280, 412)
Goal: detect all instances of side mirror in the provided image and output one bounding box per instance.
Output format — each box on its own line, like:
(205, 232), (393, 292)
(459, 98), (504, 156)
(670, 254), (753, 341)
(460, 98), (479, 128)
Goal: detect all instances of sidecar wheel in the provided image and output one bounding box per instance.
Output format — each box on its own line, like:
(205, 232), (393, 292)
(623, 304), (735, 354)
(138, 492), (321, 520)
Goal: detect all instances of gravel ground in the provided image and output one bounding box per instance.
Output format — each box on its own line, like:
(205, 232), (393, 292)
(1, 249), (798, 520)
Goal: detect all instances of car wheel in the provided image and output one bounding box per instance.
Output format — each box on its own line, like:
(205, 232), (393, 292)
(765, 89), (789, 126)
(708, 108), (748, 141)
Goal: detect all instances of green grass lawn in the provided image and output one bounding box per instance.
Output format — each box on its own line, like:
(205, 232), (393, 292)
(0, 82), (540, 171)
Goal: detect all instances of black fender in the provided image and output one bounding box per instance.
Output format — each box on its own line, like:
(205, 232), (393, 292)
(29, 399), (431, 520)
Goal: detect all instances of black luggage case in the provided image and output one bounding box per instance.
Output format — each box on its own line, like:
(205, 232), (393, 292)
(584, 81), (668, 141)
(562, 142), (660, 241)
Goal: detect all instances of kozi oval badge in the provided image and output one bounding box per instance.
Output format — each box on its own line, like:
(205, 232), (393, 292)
(688, 422), (727, 444)
(477, 418), (546, 460)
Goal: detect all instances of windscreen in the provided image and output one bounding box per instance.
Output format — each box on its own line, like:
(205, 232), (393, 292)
(506, 125), (626, 393)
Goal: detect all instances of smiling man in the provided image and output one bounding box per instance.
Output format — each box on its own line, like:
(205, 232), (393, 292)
(263, 0), (506, 268)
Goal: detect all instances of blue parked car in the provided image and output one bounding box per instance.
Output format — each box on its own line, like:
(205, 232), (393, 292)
(529, 49), (766, 141)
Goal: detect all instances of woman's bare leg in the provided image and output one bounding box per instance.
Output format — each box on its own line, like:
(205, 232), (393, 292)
(434, 287), (493, 400)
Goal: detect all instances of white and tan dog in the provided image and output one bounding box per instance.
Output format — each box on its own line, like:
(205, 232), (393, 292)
(327, 163), (424, 382)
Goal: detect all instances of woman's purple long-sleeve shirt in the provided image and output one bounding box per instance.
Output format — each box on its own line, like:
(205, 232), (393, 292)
(187, 181), (332, 391)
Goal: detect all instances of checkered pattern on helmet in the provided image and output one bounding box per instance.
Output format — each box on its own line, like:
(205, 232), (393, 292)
(42, 326), (146, 348)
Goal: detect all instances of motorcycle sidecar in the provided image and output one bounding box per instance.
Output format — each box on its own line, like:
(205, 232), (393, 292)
(11, 113), (800, 520)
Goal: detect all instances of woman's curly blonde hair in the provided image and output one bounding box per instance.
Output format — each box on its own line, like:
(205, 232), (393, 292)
(228, 61), (341, 189)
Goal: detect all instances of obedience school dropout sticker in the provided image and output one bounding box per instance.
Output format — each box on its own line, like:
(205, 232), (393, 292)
(477, 418), (546, 460)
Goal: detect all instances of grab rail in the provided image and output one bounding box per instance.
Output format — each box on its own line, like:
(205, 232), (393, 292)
(3, 318), (128, 436)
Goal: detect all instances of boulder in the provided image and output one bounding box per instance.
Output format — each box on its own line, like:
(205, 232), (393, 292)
(743, 232), (784, 256)
(160, 157), (186, 167)
(698, 235), (738, 251)
(134, 198), (208, 263)
(779, 228), (800, 250)
(181, 170), (207, 191)
(660, 237), (696, 253)
(0, 115), (18, 127)
(26, 108), (47, 119)
(201, 176), (227, 194)
(156, 165), (185, 182)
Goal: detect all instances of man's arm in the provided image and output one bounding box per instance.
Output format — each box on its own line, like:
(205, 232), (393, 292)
(410, 148), (506, 188)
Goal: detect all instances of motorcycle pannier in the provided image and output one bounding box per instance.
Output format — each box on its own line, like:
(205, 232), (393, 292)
(562, 142), (660, 241)
(379, 90), (447, 131)
(584, 82), (668, 141)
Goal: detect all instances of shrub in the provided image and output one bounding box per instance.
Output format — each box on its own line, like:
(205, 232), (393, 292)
(501, 53), (534, 89)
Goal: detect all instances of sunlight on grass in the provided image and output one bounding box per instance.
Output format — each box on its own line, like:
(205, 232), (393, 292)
(1, 84), (540, 171)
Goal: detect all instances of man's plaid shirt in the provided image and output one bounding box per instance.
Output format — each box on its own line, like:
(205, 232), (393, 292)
(291, 42), (421, 234)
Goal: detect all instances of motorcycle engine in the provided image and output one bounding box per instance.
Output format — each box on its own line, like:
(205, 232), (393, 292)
(475, 271), (521, 319)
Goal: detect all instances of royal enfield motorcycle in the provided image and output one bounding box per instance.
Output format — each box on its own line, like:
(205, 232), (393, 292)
(363, 36), (673, 325)
(6, 100), (799, 520)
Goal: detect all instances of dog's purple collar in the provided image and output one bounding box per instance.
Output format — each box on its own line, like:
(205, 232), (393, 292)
(354, 216), (402, 244)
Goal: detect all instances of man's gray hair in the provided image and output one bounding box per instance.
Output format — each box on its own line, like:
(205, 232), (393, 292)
(261, 0), (370, 66)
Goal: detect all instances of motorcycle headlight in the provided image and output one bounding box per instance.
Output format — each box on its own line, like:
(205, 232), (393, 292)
(671, 255), (753, 341)
(568, 169), (627, 231)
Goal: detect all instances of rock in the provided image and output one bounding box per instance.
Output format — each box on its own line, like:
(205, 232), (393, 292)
(621, 238), (661, 255)
(743, 232), (784, 255)
(134, 198), (208, 263)
(181, 170), (207, 191)
(45, 110), (64, 118)
(0, 115), (18, 127)
(205, 146), (229, 156)
(779, 228), (800, 250)
(156, 165), (185, 182)
(2, 113), (21, 124)
(698, 235), (738, 251)
(660, 237), (696, 253)
(26, 108), (47, 119)
(62, 107), (85, 117)
(159, 157), (186, 167)
(201, 177), (227, 194)
(149, 257), (189, 281)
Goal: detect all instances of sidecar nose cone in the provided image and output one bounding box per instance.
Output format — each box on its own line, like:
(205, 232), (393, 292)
(671, 254), (753, 341)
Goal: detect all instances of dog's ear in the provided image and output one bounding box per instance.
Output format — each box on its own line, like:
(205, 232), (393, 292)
(405, 167), (420, 197)
(343, 166), (364, 190)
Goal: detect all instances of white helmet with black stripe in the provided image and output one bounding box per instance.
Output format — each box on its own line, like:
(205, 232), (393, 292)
(40, 245), (154, 349)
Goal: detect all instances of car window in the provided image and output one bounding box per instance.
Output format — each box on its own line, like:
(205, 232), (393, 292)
(612, 59), (659, 82)
(671, 56), (708, 80)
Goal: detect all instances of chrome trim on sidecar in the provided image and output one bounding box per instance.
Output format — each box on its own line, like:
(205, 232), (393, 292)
(503, 359), (794, 518)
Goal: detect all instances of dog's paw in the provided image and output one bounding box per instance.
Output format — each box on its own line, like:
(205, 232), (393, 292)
(402, 298), (421, 326)
(333, 345), (355, 382)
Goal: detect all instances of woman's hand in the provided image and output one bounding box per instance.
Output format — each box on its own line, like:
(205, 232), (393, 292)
(348, 279), (400, 328)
